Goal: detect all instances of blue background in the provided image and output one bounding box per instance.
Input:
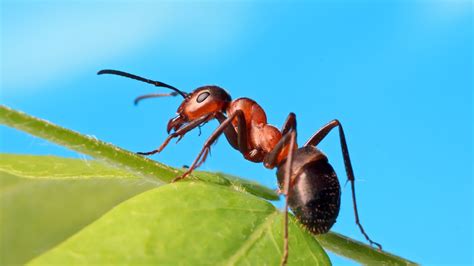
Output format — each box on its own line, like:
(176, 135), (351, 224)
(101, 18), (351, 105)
(1, 1), (472, 265)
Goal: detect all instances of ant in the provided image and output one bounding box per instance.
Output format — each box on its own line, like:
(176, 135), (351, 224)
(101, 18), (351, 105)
(98, 69), (382, 265)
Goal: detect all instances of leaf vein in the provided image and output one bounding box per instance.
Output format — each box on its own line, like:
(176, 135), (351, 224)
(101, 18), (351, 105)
(223, 211), (279, 266)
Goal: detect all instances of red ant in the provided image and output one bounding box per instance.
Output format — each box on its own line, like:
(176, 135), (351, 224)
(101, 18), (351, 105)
(98, 69), (382, 265)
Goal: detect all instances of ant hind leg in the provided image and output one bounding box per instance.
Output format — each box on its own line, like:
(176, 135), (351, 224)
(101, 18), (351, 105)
(305, 119), (382, 249)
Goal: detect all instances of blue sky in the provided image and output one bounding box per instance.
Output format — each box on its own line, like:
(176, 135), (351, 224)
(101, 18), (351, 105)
(1, 1), (472, 265)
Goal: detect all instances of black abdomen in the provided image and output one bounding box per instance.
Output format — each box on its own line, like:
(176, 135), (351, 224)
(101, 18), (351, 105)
(277, 146), (341, 234)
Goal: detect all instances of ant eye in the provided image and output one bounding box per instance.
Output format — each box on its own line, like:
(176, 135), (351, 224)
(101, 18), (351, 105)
(196, 92), (210, 103)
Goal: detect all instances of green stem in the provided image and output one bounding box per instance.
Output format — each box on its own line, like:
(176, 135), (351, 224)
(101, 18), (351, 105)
(317, 232), (418, 265)
(1, 105), (174, 183)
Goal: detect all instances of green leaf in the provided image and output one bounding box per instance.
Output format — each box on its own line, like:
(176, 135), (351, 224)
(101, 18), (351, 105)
(0, 154), (328, 265)
(0, 152), (277, 264)
(28, 182), (330, 265)
(0, 154), (157, 265)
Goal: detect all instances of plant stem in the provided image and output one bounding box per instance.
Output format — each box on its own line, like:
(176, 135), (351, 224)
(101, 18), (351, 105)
(1, 105), (175, 184)
(317, 232), (419, 265)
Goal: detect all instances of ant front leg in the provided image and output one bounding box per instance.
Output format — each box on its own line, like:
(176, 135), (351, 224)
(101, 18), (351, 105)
(172, 110), (247, 182)
(137, 115), (211, 156)
(215, 112), (249, 154)
(305, 119), (382, 249)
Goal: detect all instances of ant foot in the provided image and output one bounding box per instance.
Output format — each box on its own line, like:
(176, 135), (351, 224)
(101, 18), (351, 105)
(371, 241), (383, 250)
(171, 172), (190, 183)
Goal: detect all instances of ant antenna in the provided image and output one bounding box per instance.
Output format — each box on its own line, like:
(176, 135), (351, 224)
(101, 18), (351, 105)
(134, 92), (179, 105)
(97, 69), (188, 98)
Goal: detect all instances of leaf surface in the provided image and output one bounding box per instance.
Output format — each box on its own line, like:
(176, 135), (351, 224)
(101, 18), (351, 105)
(29, 182), (331, 265)
(0, 154), (157, 265)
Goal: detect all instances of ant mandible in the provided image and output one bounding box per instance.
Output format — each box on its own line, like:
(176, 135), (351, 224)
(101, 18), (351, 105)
(98, 69), (382, 265)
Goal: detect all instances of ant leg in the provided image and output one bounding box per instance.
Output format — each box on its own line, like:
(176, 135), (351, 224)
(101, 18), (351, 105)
(281, 112), (296, 136)
(215, 112), (249, 154)
(137, 115), (211, 156)
(261, 113), (297, 265)
(215, 113), (238, 150)
(280, 131), (296, 266)
(305, 119), (382, 249)
(172, 111), (247, 182)
(263, 113), (297, 169)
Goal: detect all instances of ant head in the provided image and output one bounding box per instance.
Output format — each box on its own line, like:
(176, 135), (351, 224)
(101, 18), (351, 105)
(178, 86), (231, 120)
(97, 69), (231, 134)
(168, 86), (231, 133)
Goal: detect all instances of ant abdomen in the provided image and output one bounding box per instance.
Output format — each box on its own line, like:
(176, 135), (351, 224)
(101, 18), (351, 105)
(277, 146), (341, 234)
